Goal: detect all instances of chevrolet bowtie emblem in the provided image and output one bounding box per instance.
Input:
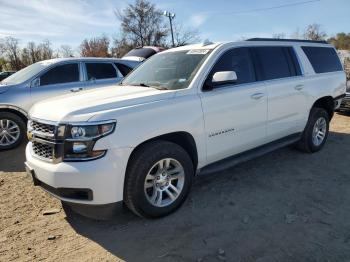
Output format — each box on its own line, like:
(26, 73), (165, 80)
(27, 132), (33, 141)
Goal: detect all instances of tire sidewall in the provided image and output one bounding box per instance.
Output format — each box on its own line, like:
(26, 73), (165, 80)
(0, 112), (26, 150)
(129, 142), (194, 218)
(305, 108), (329, 152)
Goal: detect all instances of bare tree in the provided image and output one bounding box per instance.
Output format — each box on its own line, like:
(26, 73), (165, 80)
(112, 36), (134, 57)
(80, 35), (110, 57)
(26, 42), (39, 64)
(38, 39), (54, 60)
(60, 45), (74, 57)
(303, 23), (326, 41)
(173, 23), (200, 46)
(0, 37), (22, 70)
(115, 0), (168, 47)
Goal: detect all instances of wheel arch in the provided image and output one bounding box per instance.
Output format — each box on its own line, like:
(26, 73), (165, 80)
(0, 106), (28, 125)
(311, 96), (334, 119)
(128, 131), (199, 171)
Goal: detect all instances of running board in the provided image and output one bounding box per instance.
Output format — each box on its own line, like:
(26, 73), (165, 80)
(198, 133), (301, 176)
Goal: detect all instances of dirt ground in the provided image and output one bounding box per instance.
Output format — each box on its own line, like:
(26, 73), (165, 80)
(1, 113), (350, 262)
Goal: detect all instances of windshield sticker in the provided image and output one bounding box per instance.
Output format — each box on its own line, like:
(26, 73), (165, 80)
(187, 49), (210, 55)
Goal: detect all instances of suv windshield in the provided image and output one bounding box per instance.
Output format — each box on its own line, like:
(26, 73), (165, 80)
(2, 61), (51, 85)
(121, 50), (211, 90)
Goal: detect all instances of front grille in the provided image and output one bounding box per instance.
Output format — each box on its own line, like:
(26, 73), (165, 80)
(32, 121), (55, 136)
(32, 141), (54, 160)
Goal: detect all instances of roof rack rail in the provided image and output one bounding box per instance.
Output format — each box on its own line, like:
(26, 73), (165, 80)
(246, 38), (328, 44)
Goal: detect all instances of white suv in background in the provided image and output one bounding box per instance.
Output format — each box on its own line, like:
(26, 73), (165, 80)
(25, 39), (346, 219)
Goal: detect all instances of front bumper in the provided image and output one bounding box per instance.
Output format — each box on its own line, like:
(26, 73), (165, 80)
(25, 142), (133, 205)
(339, 92), (350, 111)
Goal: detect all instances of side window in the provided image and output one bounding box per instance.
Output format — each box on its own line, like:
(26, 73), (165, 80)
(40, 64), (79, 86)
(252, 47), (294, 80)
(210, 47), (256, 85)
(301, 46), (343, 73)
(86, 63), (118, 80)
(115, 63), (133, 76)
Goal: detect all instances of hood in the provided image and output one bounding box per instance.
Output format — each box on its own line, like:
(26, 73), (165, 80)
(0, 83), (12, 94)
(29, 85), (175, 122)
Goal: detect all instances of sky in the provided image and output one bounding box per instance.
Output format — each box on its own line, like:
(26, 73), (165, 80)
(0, 0), (349, 50)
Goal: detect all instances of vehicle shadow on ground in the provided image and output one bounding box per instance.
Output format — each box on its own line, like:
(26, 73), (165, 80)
(66, 131), (350, 262)
(0, 143), (26, 172)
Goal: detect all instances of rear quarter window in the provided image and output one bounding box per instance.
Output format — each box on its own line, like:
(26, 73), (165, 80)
(301, 46), (343, 73)
(115, 63), (133, 76)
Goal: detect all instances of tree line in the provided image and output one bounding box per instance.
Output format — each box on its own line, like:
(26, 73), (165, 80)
(1, 0), (350, 72)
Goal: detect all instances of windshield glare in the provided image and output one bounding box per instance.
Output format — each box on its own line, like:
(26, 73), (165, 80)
(2, 61), (50, 85)
(122, 50), (211, 90)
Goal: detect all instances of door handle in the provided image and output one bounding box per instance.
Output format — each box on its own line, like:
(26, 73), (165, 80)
(251, 93), (265, 100)
(70, 87), (83, 92)
(294, 84), (304, 91)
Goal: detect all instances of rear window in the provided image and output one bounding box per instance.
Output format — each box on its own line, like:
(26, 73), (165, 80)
(252, 47), (301, 81)
(85, 63), (118, 80)
(301, 46), (343, 73)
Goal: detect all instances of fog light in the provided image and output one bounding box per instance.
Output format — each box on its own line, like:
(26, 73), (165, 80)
(72, 142), (88, 153)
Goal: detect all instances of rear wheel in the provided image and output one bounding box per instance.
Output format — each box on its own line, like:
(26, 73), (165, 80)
(296, 107), (330, 153)
(0, 112), (26, 150)
(124, 141), (194, 218)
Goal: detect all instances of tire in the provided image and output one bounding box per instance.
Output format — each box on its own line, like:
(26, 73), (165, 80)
(0, 112), (26, 150)
(124, 140), (194, 218)
(296, 107), (330, 153)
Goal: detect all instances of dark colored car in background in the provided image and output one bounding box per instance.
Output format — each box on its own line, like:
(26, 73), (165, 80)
(0, 71), (16, 81)
(122, 46), (165, 62)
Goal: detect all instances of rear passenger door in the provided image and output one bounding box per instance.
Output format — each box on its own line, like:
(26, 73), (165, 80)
(200, 47), (267, 164)
(84, 62), (122, 89)
(251, 46), (307, 142)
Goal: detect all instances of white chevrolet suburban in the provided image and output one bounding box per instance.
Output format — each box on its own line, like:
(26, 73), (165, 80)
(25, 39), (346, 219)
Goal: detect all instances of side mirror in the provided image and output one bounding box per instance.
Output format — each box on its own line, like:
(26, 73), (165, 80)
(31, 78), (40, 87)
(212, 71), (237, 85)
(203, 71), (237, 91)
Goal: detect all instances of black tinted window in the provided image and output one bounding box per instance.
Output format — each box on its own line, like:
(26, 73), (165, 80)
(115, 63), (132, 76)
(86, 63), (117, 80)
(210, 47), (256, 84)
(40, 64), (79, 86)
(302, 46), (343, 73)
(253, 47), (296, 80)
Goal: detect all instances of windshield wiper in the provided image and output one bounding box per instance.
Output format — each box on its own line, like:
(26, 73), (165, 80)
(127, 83), (150, 87)
(125, 83), (169, 90)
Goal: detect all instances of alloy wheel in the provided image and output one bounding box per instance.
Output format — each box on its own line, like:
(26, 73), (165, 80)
(312, 117), (327, 146)
(0, 119), (21, 146)
(144, 158), (185, 207)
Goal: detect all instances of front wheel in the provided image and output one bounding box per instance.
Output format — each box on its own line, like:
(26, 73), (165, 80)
(124, 141), (194, 218)
(0, 112), (26, 150)
(296, 107), (330, 153)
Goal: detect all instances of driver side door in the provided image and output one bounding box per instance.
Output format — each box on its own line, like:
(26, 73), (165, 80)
(30, 62), (84, 107)
(199, 47), (268, 164)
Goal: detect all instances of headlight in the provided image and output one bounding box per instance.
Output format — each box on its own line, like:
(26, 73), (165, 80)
(64, 121), (116, 161)
(69, 122), (115, 140)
